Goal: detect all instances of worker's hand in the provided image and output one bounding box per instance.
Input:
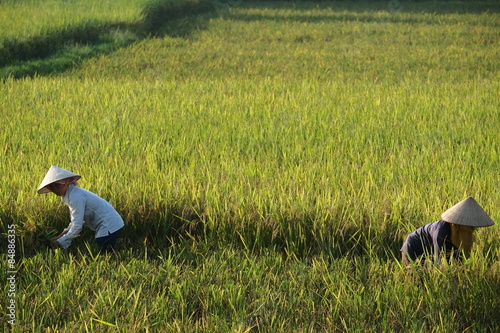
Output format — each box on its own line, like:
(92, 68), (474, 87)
(50, 238), (61, 249)
(53, 229), (68, 241)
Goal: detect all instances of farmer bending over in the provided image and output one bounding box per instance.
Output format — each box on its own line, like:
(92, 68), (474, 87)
(38, 165), (124, 252)
(401, 196), (494, 266)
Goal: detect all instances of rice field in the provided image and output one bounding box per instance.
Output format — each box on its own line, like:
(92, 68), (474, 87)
(1, 0), (499, 331)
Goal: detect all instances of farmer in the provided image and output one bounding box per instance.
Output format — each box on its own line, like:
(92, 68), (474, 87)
(401, 196), (494, 265)
(37, 165), (124, 252)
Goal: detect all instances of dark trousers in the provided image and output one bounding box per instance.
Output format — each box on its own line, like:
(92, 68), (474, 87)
(95, 227), (123, 252)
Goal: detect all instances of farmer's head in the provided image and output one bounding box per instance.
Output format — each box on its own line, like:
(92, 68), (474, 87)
(45, 178), (75, 196)
(441, 196), (494, 257)
(37, 165), (81, 196)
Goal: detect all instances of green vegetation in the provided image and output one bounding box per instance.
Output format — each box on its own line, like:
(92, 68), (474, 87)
(0, 0), (211, 77)
(1, 0), (499, 331)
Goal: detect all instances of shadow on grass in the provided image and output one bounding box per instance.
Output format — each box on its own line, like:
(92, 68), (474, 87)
(0, 0), (216, 79)
(247, 0), (500, 15)
(2, 201), (407, 263)
(5, 200), (498, 266)
(231, 0), (499, 29)
(0, 204), (400, 260)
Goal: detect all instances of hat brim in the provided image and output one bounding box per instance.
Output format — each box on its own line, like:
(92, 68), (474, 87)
(441, 196), (495, 227)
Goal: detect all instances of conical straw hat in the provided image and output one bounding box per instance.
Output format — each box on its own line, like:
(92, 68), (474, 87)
(37, 165), (81, 194)
(441, 196), (494, 227)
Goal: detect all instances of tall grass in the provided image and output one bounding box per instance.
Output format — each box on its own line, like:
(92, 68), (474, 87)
(3, 77), (498, 256)
(1, 0), (499, 331)
(3, 247), (499, 331)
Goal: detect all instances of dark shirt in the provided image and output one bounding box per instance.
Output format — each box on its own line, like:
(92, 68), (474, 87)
(401, 220), (457, 262)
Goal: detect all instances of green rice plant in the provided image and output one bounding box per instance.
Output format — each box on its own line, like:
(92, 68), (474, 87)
(5, 246), (498, 331)
(1, 1), (499, 331)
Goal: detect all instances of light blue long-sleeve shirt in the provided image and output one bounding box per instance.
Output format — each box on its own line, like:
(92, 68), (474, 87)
(57, 186), (124, 249)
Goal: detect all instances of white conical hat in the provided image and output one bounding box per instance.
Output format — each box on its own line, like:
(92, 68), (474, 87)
(37, 165), (81, 194)
(441, 196), (495, 227)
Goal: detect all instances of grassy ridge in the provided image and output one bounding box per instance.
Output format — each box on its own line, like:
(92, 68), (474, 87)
(0, 0), (213, 77)
(1, 0), (500, 331)
(1, 0), (498, 78)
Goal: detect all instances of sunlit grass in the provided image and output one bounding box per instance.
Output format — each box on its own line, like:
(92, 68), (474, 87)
(1, 1), (499, 331)
(0, 0), (149, 44)
(2, 77), (498, 255)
